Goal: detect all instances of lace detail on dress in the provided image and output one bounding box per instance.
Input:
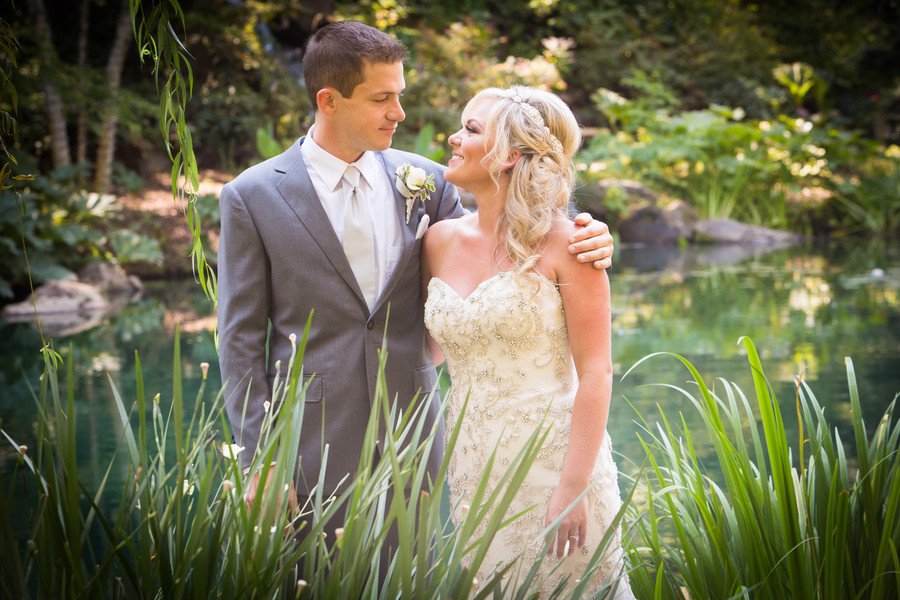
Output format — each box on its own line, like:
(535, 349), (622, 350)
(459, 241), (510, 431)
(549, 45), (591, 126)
(425, 272), (634, 598)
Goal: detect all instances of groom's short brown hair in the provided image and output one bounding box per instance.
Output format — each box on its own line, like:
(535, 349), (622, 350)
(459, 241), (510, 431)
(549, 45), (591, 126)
(302, 20), (409, 109)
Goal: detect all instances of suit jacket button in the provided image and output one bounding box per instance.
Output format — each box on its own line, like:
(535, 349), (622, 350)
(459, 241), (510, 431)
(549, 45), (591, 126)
(366, 320), (375, 330)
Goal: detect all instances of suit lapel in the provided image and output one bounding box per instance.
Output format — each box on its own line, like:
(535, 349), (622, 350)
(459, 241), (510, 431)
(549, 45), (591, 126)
(373, 151), (421, 312)
(274, 138), (366, 305)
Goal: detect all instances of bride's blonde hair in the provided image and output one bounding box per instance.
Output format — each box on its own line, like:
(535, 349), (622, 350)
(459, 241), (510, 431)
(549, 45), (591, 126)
(465, 85), (581, 274)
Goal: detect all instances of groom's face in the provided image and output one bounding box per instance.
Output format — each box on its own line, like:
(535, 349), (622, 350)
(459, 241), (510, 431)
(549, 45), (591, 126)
(331, 60), (406, 162)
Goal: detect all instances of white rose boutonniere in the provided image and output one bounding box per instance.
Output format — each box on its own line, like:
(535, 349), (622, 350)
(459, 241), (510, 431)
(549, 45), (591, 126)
(394, 164), (435, 223)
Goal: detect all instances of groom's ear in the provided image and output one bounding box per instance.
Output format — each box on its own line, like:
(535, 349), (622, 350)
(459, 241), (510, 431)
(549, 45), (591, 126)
(316, 88), (338, 114)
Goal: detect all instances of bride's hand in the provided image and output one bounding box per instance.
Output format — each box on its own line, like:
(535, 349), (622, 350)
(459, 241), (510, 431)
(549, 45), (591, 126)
(545, 486), (588, 558)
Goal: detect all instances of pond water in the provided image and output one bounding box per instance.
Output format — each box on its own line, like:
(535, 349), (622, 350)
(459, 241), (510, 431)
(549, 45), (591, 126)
(607, 239), (899, 480)
(1, 240), (898, 507)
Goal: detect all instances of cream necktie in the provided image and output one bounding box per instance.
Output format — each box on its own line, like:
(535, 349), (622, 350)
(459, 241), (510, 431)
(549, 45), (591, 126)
(342, 165), (377, 310)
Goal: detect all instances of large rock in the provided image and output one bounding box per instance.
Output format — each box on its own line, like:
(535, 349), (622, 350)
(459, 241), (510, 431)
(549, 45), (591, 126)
(693, 218), (805, 245)
(1, 263), (144, 337)
(588, 178), (806, 248)
(576, 179), (659, 223)
(618, 201), (699, 244)
(1, 278), (109, 317)
(593, 179), (660, 202)
(77, 262), (143, 295)
(1, 279), (111, 336)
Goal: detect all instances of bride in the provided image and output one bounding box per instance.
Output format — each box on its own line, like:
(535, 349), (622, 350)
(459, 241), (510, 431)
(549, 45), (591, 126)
(421, 86), (634, 597)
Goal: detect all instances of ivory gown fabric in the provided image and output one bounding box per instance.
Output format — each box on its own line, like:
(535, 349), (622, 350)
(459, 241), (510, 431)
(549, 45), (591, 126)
(425, 271), (634, 597)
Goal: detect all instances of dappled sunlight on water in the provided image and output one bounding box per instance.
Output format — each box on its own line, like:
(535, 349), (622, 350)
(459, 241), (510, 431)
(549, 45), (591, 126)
(787, 276), (832, 327)
(0, 240), (897, 502)
(609, 239), (899, 479)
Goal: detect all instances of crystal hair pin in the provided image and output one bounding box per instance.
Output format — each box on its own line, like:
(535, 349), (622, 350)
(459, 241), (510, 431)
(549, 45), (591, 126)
(510, 94), (564, 155)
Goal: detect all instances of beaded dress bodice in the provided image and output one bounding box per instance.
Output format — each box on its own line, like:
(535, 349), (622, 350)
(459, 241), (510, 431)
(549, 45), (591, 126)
(424, 272), (634, 597)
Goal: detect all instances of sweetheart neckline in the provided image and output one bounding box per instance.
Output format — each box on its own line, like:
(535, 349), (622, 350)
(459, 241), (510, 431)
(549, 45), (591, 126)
(429, 271), (558, 303)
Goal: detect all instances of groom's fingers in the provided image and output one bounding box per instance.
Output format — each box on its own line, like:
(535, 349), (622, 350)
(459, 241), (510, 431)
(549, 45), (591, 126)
(569, 214), (609, 239)
(569, 230), (613, 251)
(572, 234), (613, 253)
(569, 237), (614, 268)
(571, 211), (600, 230)
(572, 247), (613, 270)
(568, 216), (614, 270)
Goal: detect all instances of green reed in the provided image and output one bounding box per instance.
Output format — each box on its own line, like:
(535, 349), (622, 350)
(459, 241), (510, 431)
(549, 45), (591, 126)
(1, 322), (631, 599)
(622, 337), (900, 599)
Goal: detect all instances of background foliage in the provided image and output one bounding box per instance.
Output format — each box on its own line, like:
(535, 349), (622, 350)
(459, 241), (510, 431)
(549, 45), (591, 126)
(2, 3), (899, 595)
(0, 0), (899, 299)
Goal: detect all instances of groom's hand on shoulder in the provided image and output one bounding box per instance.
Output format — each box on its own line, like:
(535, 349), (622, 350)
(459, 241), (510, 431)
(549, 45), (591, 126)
(569, 213), (614, 270)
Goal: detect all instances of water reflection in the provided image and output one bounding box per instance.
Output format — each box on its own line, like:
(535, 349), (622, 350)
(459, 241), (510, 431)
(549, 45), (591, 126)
(1, 240), (898, 497)
(608, 240), (900, 480)
(0, 282), (219, 492)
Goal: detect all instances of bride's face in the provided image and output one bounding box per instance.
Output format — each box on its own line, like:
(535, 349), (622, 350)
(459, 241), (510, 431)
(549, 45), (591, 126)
(445, 97), (495, 192)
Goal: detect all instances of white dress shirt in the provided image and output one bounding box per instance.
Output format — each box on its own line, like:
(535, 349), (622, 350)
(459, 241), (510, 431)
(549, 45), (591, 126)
(301, 129), (404, 301)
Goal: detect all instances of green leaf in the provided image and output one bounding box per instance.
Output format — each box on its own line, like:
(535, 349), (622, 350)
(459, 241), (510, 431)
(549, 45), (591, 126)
(255, 124), (283, 160)
(108, 229), (164, 265)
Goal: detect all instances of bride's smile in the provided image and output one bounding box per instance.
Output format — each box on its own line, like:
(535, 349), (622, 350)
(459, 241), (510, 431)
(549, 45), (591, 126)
(444, 97), (493, 194)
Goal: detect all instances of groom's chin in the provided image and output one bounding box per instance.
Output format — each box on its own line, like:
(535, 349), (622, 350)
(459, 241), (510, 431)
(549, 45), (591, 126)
(375, 129), (398, 150)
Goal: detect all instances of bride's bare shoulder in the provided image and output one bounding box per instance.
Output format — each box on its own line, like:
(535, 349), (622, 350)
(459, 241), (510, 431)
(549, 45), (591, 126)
(545, 216), (580, 254)
(423, 215), (461, 266)
(542, 216), (599, 276)
(424, 213), (474, 245)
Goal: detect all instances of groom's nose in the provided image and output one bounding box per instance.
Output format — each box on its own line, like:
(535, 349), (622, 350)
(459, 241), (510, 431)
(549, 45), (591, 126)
(387, 96), (405, 122)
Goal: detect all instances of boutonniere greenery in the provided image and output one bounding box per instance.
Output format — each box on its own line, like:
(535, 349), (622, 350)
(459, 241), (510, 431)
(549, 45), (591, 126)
(394, 164), (435, 223)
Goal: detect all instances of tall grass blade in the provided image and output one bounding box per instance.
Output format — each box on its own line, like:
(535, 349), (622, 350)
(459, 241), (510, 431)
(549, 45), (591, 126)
(623, 338), (900, 599)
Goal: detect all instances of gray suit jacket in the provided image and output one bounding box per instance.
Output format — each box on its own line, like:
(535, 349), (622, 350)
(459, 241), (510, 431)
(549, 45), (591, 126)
(217, 138), (465, 496)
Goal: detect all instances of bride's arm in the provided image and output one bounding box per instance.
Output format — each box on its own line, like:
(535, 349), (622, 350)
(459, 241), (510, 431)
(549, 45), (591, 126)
(542, 220), (613, 557)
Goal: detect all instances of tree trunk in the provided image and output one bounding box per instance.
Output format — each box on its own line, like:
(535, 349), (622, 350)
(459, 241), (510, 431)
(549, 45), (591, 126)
(29, 0), (70, 169)
(93, 0), (132, 193)
(75, 0), (89, 167)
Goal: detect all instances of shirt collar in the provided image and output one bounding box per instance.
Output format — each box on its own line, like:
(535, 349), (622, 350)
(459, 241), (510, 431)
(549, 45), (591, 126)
(304, 127), (382, 193)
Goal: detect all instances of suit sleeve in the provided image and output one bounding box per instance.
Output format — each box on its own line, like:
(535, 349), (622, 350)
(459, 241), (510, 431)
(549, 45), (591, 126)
(217, 181), (272, 471)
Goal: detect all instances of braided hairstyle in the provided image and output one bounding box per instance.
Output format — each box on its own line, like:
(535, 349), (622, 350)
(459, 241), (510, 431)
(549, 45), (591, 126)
(469, 85), (581, 275)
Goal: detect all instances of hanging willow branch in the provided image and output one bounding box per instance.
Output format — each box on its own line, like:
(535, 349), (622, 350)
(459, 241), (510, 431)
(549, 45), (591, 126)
(129, 0), (216, 304)
(1, 16), (53, 359)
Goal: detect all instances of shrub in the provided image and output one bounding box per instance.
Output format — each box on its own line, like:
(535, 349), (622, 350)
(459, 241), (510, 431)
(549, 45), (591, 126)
(392, 22), (570, 153)
(0, 157), (162, 298)
(830, 144), (900, 236)
(577, 78), (900, 235)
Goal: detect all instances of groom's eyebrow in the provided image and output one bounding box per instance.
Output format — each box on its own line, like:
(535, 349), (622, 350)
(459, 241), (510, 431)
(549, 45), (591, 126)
(370, 82), (406, 95)
(369, 88), (405, 100)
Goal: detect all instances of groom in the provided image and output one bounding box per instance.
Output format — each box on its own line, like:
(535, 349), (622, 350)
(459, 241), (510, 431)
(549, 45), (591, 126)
(217, 21), (613, 521)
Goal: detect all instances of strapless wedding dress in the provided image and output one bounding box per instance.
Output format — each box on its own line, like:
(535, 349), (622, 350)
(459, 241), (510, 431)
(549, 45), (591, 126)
(424, 271), (634, 598)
